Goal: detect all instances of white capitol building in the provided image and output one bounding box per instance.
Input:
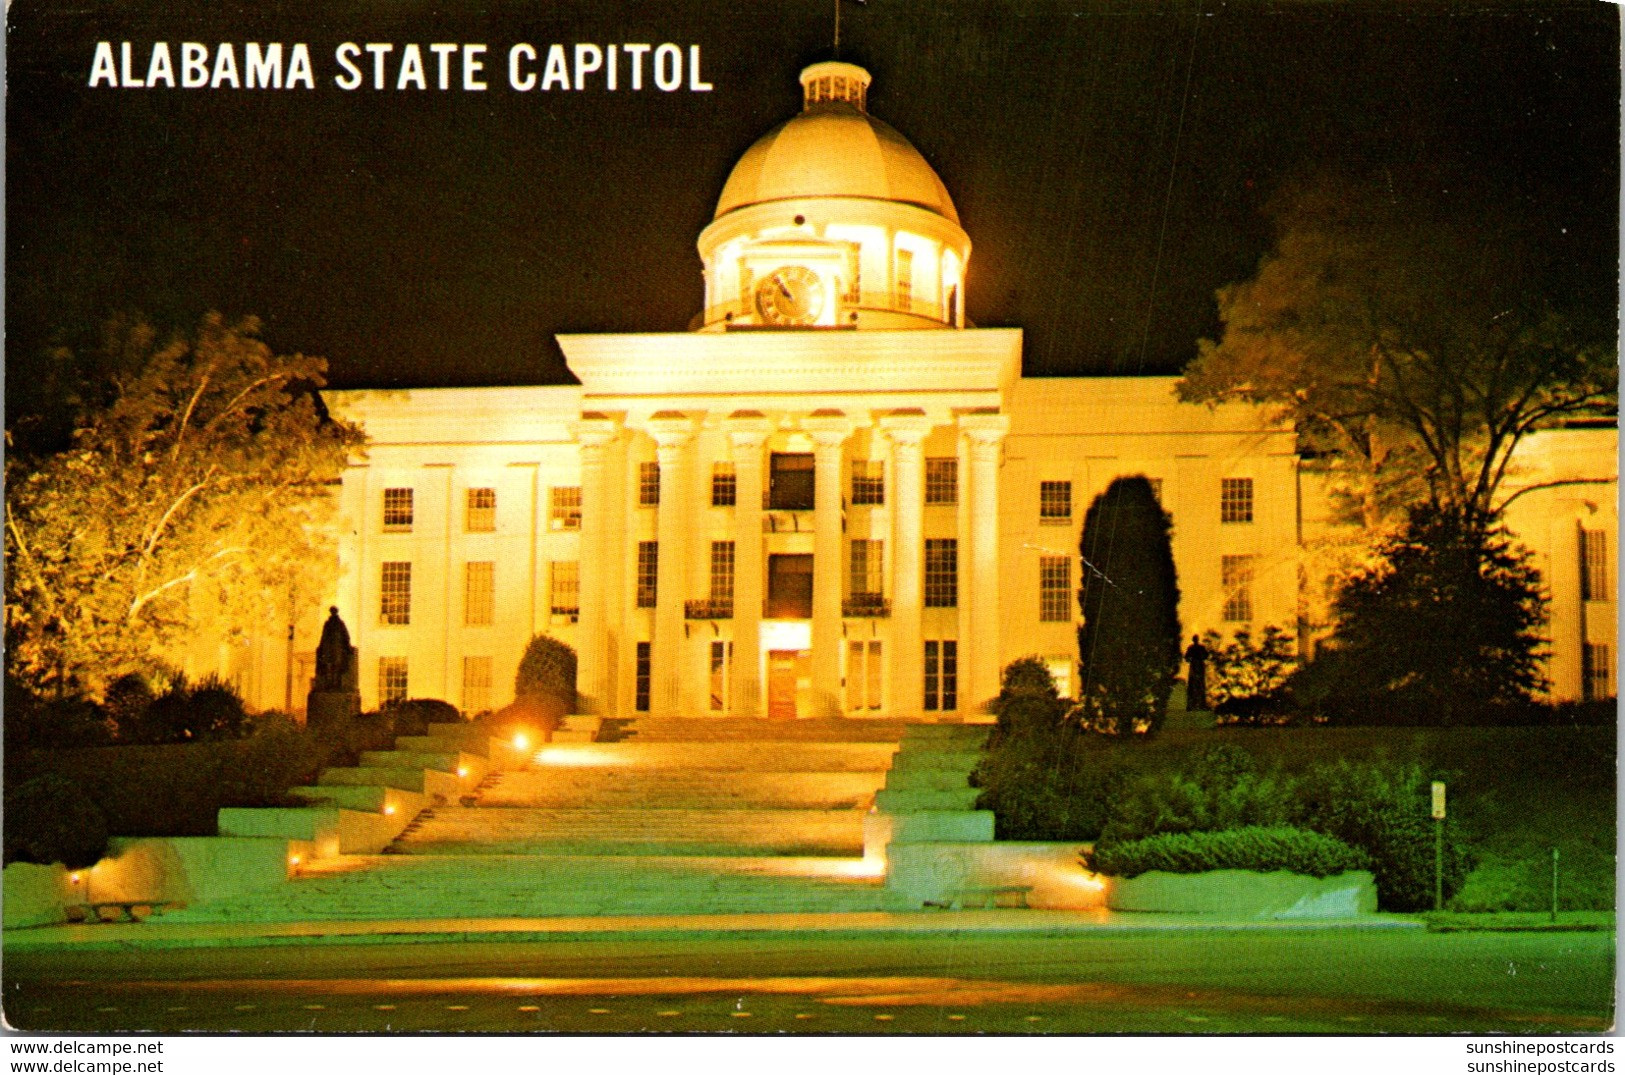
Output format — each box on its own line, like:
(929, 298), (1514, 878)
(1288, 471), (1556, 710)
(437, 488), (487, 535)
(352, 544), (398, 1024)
(226, 60), (1613, 719)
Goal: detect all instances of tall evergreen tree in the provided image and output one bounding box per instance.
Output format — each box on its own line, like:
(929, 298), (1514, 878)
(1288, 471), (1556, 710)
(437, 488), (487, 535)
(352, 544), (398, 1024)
(1076, 476), (1182, 735)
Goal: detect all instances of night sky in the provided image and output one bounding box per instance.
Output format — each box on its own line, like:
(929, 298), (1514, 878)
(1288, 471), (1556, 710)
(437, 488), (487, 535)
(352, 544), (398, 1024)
(6, 0), (1618, 419)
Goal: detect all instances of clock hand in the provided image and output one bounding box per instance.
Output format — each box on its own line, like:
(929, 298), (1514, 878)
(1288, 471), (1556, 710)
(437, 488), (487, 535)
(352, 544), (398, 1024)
(778, 279), (793, 300)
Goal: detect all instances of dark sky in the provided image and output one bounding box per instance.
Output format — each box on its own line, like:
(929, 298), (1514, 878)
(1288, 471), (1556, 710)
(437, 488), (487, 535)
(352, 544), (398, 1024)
(6, 0), (1618, 412)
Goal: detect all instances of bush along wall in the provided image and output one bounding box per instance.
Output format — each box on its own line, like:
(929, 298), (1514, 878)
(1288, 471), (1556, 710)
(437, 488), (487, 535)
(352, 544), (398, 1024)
(1087, 826), (1370, 879)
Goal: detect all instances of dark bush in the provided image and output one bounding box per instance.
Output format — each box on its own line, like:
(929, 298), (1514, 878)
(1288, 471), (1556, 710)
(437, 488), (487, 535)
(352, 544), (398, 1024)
(4, 693), (118, 750)
(141, 674), (250, 742)
(4, 774), (110, 868)
(1089, 826), (1369, 879)
(1296, 760), (1473, 911)
(515, 634), (577, 713)
(1075, 476), (1181, 735)
(989, 657), (1069, 744)
(1099, 744), (1297, 844)
(380, 698), (461, 737)
(103, 673), (156, 740)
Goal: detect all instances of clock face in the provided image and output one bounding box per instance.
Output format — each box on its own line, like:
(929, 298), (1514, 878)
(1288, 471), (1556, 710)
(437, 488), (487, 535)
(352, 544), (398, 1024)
(754, 265), (826, 325)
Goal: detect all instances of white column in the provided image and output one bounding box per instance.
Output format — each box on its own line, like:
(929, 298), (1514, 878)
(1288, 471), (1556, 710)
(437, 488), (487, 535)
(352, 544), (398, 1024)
(649, 414), (696, 718)
(727, 416), (772, 718)
(881, 412), (932, 718)
(575, 415), (620, 715)
(961, 413), (1010, 713)
(806, 412), (854, 718)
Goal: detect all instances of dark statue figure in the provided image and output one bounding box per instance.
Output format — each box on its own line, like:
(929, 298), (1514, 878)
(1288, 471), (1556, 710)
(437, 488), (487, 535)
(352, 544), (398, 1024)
(314, 606), (356, 692)
(1184, 635), (1211, 711)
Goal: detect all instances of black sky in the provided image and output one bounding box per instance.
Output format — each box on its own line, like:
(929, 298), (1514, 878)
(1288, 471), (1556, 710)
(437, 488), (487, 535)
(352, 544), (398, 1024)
(5, 0), (1618, 411)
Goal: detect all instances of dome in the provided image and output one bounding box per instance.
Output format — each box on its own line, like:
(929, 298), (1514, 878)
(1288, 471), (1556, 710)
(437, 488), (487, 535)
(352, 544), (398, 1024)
(714, 63), (959, 225)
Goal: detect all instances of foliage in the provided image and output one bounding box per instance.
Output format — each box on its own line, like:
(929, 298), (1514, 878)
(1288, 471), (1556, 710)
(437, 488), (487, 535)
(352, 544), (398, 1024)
(3, 679), (117, 750)
(1295, 508), (1547, 725)
(1202, 625), (1299, 720)
(1178, 172), (1616, 534)
(3, 774), (110, 868)
(1099, 744), (1298, 844)
(989, 657), (1070, 743)
(1297, 760), (1473, 912)
(4, 313), (364, 697)
(380, 698), (461, 737)
(1089, 826), (1369, 880)
(1074, 477), (1182, 735)
(515, 634), (578, 712)
(140, 673), (252, 742)
(972, 722), (1120, 842)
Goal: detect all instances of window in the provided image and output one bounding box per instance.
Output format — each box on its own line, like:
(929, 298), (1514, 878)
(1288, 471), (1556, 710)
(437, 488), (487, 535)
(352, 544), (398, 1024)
(465, 487), (496, 532)
(380, 561), (412, 625)
(550, 486), (581, 530)
(846, 640), (883, 711)
(769, 452), (815, 510)
(711, 462), (737, 507)
(924, 640), (957, 711)
(1222, 555), (1255, 623)
(636, 542), (659, 609)
(550, 560), (580, 617)
(710, 541), (735, 604)
(463, 656), (492, 714)
(1039, 480), (1072, 525)
(851, 460), (884, 505)
(635, 642), (652, 712)
(709, 640), (732, 712)
(895, 248), (913, 312)
(1045, 657), (1074, 700)
(383, 488), (414, 532)
(849, 538), (884, 598)
(638, 461), (661, 506)
(1039, 555), (1071, 622)
(924, 539), (958, 608)
(464, 561), (494, 626)
(1221, 477), (1254, 524)
(378, 657), (408, 704)
(925, 458), (958, 505)
(1582, 643), (1615, 702)
(767, 553), (814, 619)
(1580, 528), (1610, 601)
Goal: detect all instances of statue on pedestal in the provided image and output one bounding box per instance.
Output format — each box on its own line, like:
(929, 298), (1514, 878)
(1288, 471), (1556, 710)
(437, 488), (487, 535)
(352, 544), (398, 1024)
(307, 606), (359, 727)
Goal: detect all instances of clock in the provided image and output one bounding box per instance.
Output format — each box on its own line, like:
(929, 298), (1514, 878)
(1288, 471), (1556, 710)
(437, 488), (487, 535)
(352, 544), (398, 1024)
(754, 265), (826, 325)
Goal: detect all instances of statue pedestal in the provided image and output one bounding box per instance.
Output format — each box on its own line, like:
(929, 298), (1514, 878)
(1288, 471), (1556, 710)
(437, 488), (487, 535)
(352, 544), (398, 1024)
(307, 690), (360, 730)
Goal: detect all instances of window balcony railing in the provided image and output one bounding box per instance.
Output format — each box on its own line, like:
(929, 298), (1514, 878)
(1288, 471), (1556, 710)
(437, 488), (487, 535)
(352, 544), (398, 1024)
(843, 593), (891, 618)
(685, 598), (734, 620)
(550, 605), (580, 622)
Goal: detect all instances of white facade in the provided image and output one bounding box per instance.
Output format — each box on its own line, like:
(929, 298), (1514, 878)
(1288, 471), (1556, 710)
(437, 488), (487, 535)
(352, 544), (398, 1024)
(234, 61), (1614, 718)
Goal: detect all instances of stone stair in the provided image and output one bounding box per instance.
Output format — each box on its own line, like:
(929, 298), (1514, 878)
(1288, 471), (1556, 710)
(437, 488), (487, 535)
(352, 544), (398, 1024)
(159, 716), (947, 923)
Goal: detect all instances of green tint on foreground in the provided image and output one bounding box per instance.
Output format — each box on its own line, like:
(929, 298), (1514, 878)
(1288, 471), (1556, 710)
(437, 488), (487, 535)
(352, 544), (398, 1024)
(5, 929), (1613, 1034)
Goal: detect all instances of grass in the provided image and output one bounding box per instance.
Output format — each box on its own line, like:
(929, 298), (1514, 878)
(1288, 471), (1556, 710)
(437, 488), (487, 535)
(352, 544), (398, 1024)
(981, 723), (1615, 912)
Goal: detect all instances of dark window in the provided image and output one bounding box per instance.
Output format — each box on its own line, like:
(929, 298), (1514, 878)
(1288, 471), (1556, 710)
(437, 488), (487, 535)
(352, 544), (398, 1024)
(638, 462), (661, 506)
(466, 488), (497, 532)
(769, 453), (816, 510)
(1039, 556), (1071, 622)
(636, 541), (659, 608)
(549, 486), (581, 530)
(924, 539), (958, 608)
(1039, 481), (1072, 524)
(380, 562), (412, 625)
(851, 460), (884, 505)
(1583, 643), (1615, 702)
(925, 458), (957, 505)
(1581, 529), (1610, 602)
(383, 488), (414, 532)
(710, 541), (735, 604)
(1221, 478), (1254, 524)
(379, 657), (409, 704)
(767, 553), (814, 618)
(924, 640), (957, 711)
(711, 462), (737, 507)
(635, 643), (652, 712)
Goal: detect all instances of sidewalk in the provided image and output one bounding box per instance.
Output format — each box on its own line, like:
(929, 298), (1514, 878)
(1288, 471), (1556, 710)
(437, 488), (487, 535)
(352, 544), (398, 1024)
(2, 908), (1426, 952)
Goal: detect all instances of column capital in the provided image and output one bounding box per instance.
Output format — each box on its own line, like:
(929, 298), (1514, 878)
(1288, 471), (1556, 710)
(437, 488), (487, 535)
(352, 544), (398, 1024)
(879, 409), (933, 446)
(577, 412), (622, 451)
(725, 409), (774, 451)
(803, 409), (854, 448)
(958, 411), (1010, 444)
(646, 411), (697, 451)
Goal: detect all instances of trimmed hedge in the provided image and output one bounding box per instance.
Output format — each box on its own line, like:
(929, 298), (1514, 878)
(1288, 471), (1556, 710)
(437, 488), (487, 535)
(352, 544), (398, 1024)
(1089, 826), (1370, 879)
(3, 774), (110, 868)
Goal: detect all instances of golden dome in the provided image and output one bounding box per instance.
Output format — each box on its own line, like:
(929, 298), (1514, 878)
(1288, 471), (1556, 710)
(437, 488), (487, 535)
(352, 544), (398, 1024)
(713, 62), (960, 225)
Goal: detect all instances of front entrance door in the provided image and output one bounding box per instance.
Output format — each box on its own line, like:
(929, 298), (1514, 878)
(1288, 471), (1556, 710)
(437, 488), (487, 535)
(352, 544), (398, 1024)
(767, 649), (807, 720)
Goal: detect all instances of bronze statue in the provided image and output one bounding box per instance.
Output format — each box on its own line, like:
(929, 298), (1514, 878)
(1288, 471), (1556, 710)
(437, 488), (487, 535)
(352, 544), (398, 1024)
(314, 606), (356, 692)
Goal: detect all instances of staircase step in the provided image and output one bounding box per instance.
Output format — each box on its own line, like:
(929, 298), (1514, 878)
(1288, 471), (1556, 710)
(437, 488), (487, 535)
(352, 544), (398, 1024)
(615, 718), (914, 742)
(392, 806), (867, 857)
(481, 769), (883, 810)
(526, 741), (897, 772)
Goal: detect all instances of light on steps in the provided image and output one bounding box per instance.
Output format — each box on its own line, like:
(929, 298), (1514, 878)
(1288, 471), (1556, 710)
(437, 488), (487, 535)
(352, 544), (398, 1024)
(512, 732), (531, 750)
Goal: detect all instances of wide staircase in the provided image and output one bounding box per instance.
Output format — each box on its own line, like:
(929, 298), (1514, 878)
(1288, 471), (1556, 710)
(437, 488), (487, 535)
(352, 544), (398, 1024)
(162, 718), (929, 923)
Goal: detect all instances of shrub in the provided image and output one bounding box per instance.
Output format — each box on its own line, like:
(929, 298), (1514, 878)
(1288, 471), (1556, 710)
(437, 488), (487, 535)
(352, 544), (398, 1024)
(4, 774), (110, 868)
(103, 672), (156, 739)
(515, 634), (577, 713)
(1075, 477), (1181, 735)
(1089, 826), (1369, 879)
(380, 698), (460, 737)
(4, 693), (118, 750)
(1100, 744), (1297, 844)
(1296, 760), (1473, 911)
(142, 674), (250, 742)
(989, 657), (1069, 744)
(972, 724), (1122, 841)
(1204, 625), (1298, 718)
